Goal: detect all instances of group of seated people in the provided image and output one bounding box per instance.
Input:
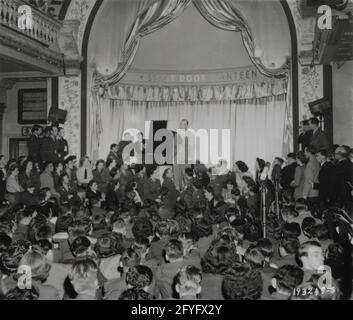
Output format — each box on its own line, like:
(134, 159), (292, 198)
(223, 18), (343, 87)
(0, 142), (352, 300)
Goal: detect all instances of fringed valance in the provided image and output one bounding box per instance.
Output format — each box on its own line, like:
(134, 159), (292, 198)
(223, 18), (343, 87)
(105, 79), (287, 102)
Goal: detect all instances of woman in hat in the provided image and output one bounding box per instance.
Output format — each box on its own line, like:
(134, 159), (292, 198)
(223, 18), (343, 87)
(58, 173), (80, 205)
(93, 159), (111, 195)
(19, 160), (40, 193)
(64, 156), (78, 186)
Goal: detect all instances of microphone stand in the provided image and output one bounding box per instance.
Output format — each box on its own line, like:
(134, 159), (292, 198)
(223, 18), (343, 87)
(274, 179), (280, 221)
(260, 180), (267, 238)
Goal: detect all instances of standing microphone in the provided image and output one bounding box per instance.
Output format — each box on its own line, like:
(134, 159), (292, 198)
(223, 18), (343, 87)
(260, 165), (270, 181)
(260, 163), (270, 239)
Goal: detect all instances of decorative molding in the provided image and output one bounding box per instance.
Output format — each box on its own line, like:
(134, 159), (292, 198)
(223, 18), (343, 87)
(58, 19), (83, 76)
(288, 1), (324, 121)
(298, 64), (323, 120)
(0, 79), (16, 91)
(66, 0), (95, 54)
(58, 76), (81, 157)
(0, 72), (50, 79)
(0, 25), (64, 72)
(288, 0), (317, 65)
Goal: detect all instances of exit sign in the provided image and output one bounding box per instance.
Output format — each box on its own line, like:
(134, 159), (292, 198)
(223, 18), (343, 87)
(21, 127), (33, 137)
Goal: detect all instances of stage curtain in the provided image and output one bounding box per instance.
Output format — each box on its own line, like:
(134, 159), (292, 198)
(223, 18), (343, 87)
(192, 0), (289, 78)
(228, 0), (291, 73)
(92, 0), (289, 89)
(233, 95), (287, 173)
(92, 0), (153, 75)
(98, 97), (287, 171)
(93, 0), (191, 90)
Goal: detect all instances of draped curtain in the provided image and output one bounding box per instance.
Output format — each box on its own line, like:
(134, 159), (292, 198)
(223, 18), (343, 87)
(93, 0), (191, 89)
(92, 0), (289, 90)
(98, 97), (287, 171)
(193, 0), (290, 76)
(92, 0), (153, 75)
(89, 0), (292, 159)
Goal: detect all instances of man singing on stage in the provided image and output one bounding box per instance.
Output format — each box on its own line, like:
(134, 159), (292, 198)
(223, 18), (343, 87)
(173, 119), (194, 191)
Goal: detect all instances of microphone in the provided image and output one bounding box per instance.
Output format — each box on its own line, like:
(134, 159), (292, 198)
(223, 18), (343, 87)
(260, 166), (269, 181)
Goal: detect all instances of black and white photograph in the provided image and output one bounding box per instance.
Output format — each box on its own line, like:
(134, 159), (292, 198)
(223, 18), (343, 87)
(0, 0), (352, 305)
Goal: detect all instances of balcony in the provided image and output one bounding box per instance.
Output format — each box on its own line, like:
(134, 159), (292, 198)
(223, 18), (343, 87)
(0, 0), (64, 75)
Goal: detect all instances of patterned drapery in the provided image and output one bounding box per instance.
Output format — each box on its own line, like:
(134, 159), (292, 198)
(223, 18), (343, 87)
(106, 79), (287, 102)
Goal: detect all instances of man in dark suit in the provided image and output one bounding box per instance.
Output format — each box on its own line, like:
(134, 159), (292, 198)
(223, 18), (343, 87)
(56, 127), (69, 161)
(314, 149), (335, 209)
(40, 126), (59, 164)
(28, 125), (42, 166)
(333, 146), (353, 216)
(298, 120), (312, 151)
(309, 117), (330, 152)
(280, 153), (298, 196)
(107, 143), (120, 165)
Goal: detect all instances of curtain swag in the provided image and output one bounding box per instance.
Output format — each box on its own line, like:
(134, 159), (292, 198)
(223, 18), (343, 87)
(92, 0), (290, 92)
(105, 79), (287, 102)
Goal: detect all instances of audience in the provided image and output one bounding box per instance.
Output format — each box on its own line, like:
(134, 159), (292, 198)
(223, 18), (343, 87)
(40, 161), (59, 199)
(76, 156), (93, 190)
(291, 152), (307, 200)
(0, 130), (351, 300)
(309, 117), (330, 152)
(280, 153), (298, 197)
(174, 265), (202, 300)
(298, 120), (312, 151)
(93, 160), (110, 194)
(6, 165), (23, 205)
(268, 265), (304, 300)
(303, 147), (320, 216)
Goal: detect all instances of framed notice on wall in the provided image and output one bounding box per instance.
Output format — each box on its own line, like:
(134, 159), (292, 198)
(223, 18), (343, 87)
(18, 88), (47, 124)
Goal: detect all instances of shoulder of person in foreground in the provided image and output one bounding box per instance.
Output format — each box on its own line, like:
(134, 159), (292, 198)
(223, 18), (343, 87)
(36, 283), (61, 300)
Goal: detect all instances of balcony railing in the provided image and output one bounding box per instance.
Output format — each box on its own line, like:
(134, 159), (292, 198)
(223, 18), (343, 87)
(0, 0), (62, 49)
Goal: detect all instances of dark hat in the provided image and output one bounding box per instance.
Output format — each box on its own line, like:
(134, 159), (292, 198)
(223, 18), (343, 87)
(72, 236), (91, 255)
(63, 155), (77, 165)
(94, 232), (125, 258)
(0, 240), (31, 275)
(91, 211), (105, 225)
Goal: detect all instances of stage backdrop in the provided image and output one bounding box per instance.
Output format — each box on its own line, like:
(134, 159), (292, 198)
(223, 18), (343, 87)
(96, 66), (289, 171)
(87, 0), (292, 170)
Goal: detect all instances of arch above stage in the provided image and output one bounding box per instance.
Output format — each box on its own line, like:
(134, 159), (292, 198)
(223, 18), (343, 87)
(82, 1), (295, 167)
(90, 0), (292, 92)
(57, 0), (301, 159)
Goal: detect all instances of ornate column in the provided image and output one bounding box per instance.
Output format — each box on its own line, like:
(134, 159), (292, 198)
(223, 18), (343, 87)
(0, 79), (15, 153)
(58, 20), (83, 77)
(58, 0), (96, 158)
(288, 1), (324, 121)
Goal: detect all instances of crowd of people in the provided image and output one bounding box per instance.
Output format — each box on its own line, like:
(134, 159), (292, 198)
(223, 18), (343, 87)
(0, 119), (352, 300)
